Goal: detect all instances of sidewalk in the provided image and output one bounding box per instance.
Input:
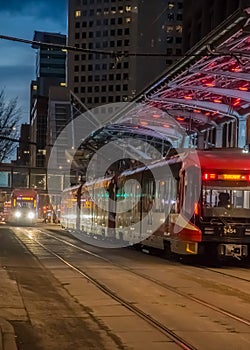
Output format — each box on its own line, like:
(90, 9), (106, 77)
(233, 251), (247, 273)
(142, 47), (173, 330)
(0, 267), (20, 350)
(0, 318), (17, 350)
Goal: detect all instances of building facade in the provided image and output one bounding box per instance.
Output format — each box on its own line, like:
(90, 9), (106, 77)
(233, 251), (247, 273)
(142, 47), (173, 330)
(30, 31), (67, 168)
(46, 87), (72, 168)
(15, 124), (31, 166)
(67, 0), (183, 109)
(183, 0), (250, 52)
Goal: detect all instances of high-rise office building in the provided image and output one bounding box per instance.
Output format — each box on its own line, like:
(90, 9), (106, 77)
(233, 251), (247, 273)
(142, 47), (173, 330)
(68, 0), (183, 109)
(30, 31), (67, 167)
(46, 86), (72, 168)
(183, 0), (250, 52)
(165, 1), (183, 65)
(32, 31), (67, 96)
(15, 124), (31, 166)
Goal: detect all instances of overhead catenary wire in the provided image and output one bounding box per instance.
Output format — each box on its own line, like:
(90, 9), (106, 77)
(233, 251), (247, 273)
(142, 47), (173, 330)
(0, 34), (249, 61)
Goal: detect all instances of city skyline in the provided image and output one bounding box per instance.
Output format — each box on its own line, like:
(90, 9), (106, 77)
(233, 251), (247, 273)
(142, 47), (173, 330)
(0, 0), (67, 124)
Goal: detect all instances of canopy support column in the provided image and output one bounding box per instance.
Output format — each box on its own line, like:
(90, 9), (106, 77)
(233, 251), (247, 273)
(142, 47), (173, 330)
(238, 115), (247, 148)
(215, 124), (223, 148)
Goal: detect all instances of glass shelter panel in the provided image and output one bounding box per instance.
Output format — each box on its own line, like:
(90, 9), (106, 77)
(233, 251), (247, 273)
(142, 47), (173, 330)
(0, 171), (11, 187)
(30, 171), (46, 190)
(12, 170), (29, 188)
(47, 174), (64, 192)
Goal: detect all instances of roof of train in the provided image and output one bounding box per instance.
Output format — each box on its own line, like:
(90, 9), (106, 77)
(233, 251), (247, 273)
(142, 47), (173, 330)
(63, 149), (250, 192)
(195, 149), (250, 171)
(11, 188), (38, 196)
(122, 149), (250, 175)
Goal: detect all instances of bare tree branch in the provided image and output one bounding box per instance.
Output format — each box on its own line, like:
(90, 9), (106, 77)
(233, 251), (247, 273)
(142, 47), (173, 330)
(0, 89), (20, 162)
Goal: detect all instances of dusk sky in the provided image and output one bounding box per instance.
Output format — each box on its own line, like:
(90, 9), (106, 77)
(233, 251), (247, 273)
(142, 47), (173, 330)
(0, 0), (67, 124)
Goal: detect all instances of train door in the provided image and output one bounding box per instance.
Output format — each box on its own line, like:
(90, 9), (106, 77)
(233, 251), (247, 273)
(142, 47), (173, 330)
(115, 172), (143, 243)
(140, 171), (155, 243)
(170, 166), (202, 255)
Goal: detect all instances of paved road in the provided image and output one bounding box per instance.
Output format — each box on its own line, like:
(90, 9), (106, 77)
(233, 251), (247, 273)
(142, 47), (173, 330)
(0, 226), (122, 350)
(1, 223), (250, 349)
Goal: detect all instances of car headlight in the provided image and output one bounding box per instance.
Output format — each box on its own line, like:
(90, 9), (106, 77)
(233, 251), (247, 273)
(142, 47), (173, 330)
(28, 212), (35, 219)
(15, 211), (21, 218)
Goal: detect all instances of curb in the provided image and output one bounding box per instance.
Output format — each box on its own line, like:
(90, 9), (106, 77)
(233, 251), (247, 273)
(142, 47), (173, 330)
(0, 319), (17, 350)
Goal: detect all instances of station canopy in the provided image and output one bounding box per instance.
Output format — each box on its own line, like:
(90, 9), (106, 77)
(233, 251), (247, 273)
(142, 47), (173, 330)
(112, 7), (250, 145)
(73, 7), (250, 168)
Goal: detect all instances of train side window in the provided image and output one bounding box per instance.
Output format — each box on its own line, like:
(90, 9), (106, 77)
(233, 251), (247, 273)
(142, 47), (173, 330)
(156, 177), (176, 214)
(142, 175), (155, 213)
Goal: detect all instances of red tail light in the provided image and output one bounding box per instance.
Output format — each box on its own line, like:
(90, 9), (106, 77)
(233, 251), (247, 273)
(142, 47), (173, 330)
(240, 175), (250, 181)
(203, 173), (217, 180)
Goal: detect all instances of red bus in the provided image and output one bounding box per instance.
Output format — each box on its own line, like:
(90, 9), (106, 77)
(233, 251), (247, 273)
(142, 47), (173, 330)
(61, 149), (250, 260)
(8, 188), (38, 225)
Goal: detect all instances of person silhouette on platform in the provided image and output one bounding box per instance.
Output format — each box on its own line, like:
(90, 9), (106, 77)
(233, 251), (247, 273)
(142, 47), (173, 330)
(218, 192), (230, 207)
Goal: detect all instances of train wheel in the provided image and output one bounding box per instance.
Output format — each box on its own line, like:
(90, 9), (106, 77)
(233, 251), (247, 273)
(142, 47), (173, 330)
(202, 244), (221, 267)
(179, 255), (199, 265)
(162, 241), (175, 260)
(132, 243), (141, 251)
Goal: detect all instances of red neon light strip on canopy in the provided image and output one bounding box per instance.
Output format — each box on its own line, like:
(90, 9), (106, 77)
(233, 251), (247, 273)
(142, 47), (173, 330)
(239, 86), (248, 91)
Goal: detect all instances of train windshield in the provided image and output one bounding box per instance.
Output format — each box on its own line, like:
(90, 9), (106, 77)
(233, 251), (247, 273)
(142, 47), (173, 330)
(15, 199), (35, 209)
(202, 185), (250, 218)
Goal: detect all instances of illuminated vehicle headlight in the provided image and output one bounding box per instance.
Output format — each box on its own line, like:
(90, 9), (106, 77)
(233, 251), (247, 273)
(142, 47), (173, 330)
(28, 212), (35, 219)
(15, 211), (21, 218)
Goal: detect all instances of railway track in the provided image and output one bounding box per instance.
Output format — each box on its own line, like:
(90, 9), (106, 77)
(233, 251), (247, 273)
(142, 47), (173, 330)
(19, 228), (197, 350)
(13, 227), (250, 349)
(196, 265), (250, 283)
(35, 229), (250, 327)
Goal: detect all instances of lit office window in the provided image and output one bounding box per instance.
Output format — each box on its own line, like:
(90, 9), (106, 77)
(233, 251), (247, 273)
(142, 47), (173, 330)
(166, 25), (174, 32)
(75, 10), (81, 17)
(168, 2), (174, 9)
(176, 25), (183, 33)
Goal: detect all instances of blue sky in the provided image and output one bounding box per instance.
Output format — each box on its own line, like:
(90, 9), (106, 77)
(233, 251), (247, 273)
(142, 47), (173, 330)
(0, 0), (67, 124)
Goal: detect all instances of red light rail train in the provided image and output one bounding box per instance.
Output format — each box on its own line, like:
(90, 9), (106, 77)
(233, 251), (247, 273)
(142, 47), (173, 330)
(7, 188), (38, 225)
(61, 149), (250, 260)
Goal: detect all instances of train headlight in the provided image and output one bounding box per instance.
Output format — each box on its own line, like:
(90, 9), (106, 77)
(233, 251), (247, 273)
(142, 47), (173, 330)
(28, 212), (35, 219)
(15, 211), (21, 218)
